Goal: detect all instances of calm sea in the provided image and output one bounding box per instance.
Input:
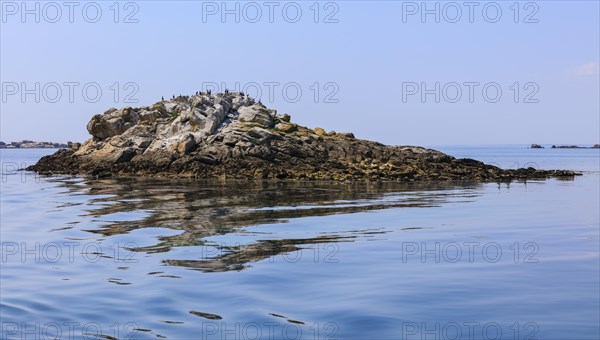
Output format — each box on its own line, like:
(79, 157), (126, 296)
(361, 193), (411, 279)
(1, 146), (599, 340)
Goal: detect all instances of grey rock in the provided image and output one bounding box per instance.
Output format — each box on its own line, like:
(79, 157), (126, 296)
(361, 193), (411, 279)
(238, 106), (274, 128)
(177, 135), (197, 154)
(87, 108), (138, 140)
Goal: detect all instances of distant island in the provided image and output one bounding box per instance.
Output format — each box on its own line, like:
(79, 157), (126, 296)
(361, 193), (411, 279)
(0, 140), (68, 149)
(530, 144), (600, 149)
(28, 91), (579, 181)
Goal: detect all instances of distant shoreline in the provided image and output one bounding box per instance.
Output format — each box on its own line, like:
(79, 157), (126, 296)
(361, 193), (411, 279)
(0, 140), (68, 149)
(530, 144), (600, 149)
(0, 147), (65, 149)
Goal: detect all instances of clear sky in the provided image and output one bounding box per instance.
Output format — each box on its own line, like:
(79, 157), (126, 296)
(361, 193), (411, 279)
(1, 0), (598, 146)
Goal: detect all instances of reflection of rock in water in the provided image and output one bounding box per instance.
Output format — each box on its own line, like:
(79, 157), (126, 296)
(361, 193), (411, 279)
(189, 310), (223, 320)
(164, 235), (357, 272)
(51, 177), (484, 272)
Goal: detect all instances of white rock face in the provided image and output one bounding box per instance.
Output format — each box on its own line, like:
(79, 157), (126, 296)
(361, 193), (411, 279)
(80, 92), (277, 157)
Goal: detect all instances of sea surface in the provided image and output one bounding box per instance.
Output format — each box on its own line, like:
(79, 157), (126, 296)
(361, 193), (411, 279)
(1, 146), (599, 340)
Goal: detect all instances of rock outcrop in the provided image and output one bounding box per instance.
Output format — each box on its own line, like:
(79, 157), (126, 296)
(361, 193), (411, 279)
(28, 92), (580, 181)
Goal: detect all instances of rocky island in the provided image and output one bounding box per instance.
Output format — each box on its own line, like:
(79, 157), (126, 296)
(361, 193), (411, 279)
(29, 92), (579, 181)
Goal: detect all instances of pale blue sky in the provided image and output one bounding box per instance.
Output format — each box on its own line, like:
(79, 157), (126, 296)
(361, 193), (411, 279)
(1, 1), (598, 145)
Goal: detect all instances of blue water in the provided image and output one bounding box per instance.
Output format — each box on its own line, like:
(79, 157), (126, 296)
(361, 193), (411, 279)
(1, 147), (599, 340)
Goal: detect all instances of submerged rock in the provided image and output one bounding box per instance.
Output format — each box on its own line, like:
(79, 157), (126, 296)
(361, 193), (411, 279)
(28, 92), (580, 181)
